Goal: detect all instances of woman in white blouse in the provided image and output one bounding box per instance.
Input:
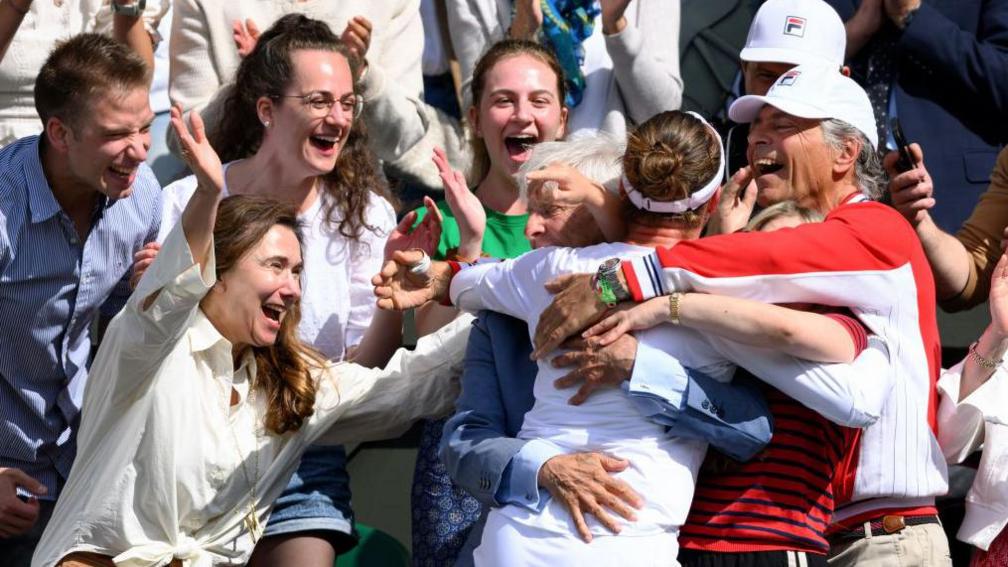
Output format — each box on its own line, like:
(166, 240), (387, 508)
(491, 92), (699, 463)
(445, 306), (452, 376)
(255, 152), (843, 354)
(938, 252), (1008, 566)
(149, 14), (407, 567)
(30, 106), (465, 567)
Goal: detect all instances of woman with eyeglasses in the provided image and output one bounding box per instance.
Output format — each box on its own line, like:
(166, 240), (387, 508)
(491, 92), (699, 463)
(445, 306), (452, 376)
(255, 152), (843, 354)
(146, 14), (397, 567)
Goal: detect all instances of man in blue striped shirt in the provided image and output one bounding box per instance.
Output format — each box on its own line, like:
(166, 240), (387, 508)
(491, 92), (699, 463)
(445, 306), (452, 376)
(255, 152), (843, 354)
(0, 34), (161, 565)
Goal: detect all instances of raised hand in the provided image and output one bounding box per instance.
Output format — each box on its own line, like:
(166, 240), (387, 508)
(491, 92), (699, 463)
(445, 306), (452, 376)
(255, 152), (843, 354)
(990, 253), (1008, 338)
(434, 147), (485, 260)
(372, 250), (453, 310)
(169, 105), (224, 197)
(384, 196), (443, 261)
(232, 19), (261, 58)
(599, 0), (631, 34)
(707, 166), (756, 235)
(884, 143), (934, 227)
(341, 16), (372, 77)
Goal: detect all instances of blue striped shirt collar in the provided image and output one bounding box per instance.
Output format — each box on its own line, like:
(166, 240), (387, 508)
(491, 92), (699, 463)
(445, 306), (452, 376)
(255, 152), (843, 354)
(24, 136), (114, 225)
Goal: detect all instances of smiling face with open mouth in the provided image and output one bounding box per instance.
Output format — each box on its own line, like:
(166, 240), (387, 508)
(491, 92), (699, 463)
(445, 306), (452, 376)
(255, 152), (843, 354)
(747, 106), (835, 208)
(61, 86), (153, 201)
(204, 224), (304, 351)
(470, 54), (568, 180)
(266, 49), (355, 177)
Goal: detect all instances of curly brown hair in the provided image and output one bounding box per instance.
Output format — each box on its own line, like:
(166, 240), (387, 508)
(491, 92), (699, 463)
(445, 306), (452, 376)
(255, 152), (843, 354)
(622, 111), (722, 227)
(214, 196), (326, 434)
(210, 14), (391, 241)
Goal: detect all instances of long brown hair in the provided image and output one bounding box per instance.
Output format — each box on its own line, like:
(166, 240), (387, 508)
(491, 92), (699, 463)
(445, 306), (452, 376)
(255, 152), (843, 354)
(623, 111), (721, 227)
(210, 14), (391, 241)
(467, 39), (568, 184)
(214, 196), (326, 435)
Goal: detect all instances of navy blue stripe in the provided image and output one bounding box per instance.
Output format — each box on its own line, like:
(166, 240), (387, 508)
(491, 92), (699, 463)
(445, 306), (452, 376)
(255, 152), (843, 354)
(644, 254), (662, 296)
(691, 494), (832, 522)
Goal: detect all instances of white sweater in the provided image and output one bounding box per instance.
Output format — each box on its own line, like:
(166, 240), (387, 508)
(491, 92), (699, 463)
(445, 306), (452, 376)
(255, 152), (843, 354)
(167, 0), (423, 160)
(0, 0), (167, 146)
(938, 359), (1008, 551)
(360, 0), (683, 190)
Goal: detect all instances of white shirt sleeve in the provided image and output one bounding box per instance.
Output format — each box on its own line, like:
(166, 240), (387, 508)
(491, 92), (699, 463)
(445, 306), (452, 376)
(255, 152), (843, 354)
(449, 248), (554, 318)
(307, 314), (473, 445)
(703, 334), (893, 427)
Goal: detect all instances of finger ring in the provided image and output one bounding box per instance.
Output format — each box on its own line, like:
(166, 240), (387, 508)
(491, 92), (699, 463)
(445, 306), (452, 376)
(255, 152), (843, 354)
(408, 249), (431, 275)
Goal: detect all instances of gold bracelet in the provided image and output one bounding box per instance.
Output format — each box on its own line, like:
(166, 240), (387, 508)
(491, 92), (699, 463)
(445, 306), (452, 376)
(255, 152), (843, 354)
(668, 292), (681, 325)
(4, 0), (29, 16)
(969, 340), (1002, 370)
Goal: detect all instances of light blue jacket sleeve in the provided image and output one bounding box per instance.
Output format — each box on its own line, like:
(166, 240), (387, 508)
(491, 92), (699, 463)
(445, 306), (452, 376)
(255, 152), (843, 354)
(439, 312), (547, 508)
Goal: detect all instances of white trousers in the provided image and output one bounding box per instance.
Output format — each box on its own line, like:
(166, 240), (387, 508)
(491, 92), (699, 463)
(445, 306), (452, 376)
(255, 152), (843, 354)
(473, 510), (680, 567)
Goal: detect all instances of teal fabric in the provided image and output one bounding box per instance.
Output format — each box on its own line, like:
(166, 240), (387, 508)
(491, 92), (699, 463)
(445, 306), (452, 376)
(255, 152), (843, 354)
(538, 0), (601, 107)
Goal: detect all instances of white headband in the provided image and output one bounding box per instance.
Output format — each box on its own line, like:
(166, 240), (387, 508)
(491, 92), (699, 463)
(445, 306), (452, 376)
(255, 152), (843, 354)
(621, 111), (725, 214)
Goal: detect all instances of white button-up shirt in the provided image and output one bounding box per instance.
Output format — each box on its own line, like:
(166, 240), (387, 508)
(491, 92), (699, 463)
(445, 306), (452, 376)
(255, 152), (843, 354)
(32, 222), (466, 567)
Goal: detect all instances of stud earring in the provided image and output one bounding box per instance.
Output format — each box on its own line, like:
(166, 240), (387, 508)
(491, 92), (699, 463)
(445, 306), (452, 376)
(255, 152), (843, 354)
(263, 120), (270, 128)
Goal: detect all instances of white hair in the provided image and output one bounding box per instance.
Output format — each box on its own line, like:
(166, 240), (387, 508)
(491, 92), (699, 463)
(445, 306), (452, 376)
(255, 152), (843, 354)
(516, 134), (626, 203)
(821, 119), (885, 200)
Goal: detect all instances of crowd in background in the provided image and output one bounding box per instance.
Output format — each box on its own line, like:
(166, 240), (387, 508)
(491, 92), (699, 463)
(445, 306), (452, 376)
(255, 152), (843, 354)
(1, 0), (1008, 566)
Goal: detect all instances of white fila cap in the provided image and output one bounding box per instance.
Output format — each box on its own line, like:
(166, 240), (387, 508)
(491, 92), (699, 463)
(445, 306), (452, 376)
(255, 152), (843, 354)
(729, 64), (879, 149)
(740, 0), (846, 69)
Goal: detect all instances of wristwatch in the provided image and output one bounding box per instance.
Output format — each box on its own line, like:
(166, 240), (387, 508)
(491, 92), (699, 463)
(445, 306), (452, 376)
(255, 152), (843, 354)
(594, 258), (631, 307)
(111, 0), (145, 17)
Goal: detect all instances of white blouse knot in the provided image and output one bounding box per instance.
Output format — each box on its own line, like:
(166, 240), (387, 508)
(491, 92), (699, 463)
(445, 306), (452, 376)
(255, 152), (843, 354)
(112, 534), (212, 567)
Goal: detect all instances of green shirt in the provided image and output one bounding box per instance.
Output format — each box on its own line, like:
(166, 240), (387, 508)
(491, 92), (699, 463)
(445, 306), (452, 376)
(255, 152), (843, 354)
(413, 199), (531, 260)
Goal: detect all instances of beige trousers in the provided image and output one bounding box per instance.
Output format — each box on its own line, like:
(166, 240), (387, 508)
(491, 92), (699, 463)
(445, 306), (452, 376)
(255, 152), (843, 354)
(828, 522), (952, 567)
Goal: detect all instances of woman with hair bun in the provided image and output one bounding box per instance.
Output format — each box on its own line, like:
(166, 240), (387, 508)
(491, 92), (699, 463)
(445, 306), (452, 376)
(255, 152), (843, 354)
(375, 109), (879, 565)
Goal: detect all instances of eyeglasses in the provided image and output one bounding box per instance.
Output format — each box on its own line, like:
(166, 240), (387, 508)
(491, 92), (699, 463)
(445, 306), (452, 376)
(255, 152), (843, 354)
(273, 91), (364, 119)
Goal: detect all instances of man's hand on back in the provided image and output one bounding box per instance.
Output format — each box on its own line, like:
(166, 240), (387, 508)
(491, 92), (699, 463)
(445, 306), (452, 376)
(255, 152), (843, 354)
(538, 452), (643, 543)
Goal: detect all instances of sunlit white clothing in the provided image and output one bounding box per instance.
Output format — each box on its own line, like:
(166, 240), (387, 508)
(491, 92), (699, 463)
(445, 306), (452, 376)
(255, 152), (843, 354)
(938, 359), (1008, 551)
(31, 222), (466, 567)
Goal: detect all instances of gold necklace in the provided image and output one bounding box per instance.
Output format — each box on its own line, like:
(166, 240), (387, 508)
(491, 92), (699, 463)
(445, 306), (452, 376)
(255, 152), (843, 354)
(227, 367), (264, 543)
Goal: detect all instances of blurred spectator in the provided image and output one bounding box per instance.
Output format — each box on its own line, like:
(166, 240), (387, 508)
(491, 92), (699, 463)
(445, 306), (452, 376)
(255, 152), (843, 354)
(935, 251), (1008, 566)
(828, 0), (1008, 232)
(144, 6), (185, 185)
(420, 0), (461, 119)
(0, 33), (161, 567)
(0, 0), (167, 146)
(447, 0), (682, 142)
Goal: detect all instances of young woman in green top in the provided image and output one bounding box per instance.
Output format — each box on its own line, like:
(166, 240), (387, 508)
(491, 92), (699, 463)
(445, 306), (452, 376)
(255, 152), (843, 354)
(408, 39), (570, 564)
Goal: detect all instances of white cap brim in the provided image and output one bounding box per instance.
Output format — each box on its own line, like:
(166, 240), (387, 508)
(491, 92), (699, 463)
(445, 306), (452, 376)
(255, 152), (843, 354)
(729, 94), (833, 124)
(739, 46), (838, 68)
